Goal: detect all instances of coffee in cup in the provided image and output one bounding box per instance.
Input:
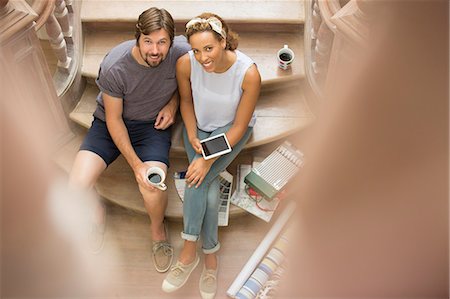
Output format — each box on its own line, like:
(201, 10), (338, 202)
(146, 166), (167, 191)
(277, 45), (295, 70)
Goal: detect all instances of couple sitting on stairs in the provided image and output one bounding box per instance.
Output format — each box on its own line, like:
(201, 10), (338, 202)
(69, 7), (260, 299)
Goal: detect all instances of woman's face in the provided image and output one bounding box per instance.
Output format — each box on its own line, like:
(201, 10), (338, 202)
(189, 31), (226, 73)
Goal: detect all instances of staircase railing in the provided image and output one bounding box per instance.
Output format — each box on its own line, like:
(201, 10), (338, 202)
(304, 0), (369, 101)
(1, 0), (73, 147)
(29, 0), (54, 30)
(28, 0), (71, 70)
(26, 0), (78, 96)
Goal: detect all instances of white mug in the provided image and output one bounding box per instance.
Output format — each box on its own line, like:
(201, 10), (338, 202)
(146, 166), (167, 191)
(277, 44), (295, 70)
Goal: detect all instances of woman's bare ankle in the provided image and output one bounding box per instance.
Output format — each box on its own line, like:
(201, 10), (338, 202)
(204, 253), (217, 270)
(179, 241), (196, 265)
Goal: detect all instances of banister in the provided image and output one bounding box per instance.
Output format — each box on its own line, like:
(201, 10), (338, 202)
(0, 0), (38, 41)
(27, 0), (56, 31)
(317, 0), (342, 33)
(330, 0), (369, 45)
(304, 0), (322, 99)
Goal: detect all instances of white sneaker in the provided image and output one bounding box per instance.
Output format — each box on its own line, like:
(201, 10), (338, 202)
(162, 254), (200, 293)
(199, 262), (218, 299)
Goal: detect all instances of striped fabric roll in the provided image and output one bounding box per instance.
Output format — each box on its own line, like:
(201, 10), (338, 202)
(236, 286), (254, 299)
(236, 229), (291, 298)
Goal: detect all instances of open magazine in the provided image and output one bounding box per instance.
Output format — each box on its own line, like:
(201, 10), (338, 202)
(174, 170), (233, 226)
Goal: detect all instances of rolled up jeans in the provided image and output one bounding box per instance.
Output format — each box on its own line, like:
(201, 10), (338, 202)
(181, 124), (253, 253)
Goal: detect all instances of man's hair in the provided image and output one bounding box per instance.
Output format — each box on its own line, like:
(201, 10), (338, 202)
(135, 7), (175, 45)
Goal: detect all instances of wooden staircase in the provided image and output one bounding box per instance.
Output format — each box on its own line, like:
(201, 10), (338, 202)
(57, 0), (315, 219)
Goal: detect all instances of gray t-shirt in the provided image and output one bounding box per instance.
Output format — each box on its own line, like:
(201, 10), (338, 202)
(93, 36), (190, 121)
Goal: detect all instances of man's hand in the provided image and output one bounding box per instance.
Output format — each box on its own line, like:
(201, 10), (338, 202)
(185, 157), (214, 188)
(154, 97), (178, 130)
(190, 137), (202, 154)
(133, 162), (157, 191)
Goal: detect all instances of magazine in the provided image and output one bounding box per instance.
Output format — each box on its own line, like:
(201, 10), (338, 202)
(173, 170), (232, 226)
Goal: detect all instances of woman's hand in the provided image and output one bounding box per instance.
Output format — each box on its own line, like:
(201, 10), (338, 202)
(186, 157), (214, 188)
(190, 137), (202, 154)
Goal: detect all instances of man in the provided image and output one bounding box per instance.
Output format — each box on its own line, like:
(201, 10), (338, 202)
(69, 7), (190, 272)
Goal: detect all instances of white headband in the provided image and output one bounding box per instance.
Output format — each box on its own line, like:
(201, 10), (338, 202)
(185, 17), (226, 39)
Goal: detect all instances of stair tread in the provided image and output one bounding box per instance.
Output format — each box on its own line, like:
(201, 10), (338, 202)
(70, 84), (315, 152)
(81, 0), (305, 24)
(54, 136), (248, 219)
(82, 30), (304, 85)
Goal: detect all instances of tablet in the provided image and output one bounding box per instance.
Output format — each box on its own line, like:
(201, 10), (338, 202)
(200, 133), (232, 160)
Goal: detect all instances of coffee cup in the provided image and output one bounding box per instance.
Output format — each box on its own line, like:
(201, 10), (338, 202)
(146, 166), (167, 191)
(277, 44), (295, 70)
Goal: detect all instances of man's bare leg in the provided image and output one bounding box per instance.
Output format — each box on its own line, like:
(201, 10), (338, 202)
(69, 150), (108, 252)
(69, 150), (107, 220)
(139, 161), (172, 272)
(69, 150), (107, 189)
(138, 161), (168, 241)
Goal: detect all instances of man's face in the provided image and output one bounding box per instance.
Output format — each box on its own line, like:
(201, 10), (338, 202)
(137, 29), (171, 67)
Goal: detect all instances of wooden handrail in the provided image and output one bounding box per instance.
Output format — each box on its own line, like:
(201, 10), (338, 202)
(0, 0), (38, 41)
(330, 0), (369, 45)
(27, 0), (56, 30)
(317, 0), (342, 32)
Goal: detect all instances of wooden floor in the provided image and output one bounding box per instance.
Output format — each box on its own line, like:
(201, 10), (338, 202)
(97, 199), (274, 298)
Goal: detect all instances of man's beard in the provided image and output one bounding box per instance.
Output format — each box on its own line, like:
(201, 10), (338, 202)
(140, 50), (163, 68)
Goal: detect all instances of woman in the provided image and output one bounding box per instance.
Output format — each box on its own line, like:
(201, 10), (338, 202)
(162, 13), (261, 298)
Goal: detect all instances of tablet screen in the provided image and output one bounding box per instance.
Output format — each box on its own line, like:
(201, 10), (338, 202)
(201, 135), (230, 156)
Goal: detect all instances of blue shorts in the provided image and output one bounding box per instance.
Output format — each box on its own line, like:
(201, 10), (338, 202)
(80, 117), (171, 167)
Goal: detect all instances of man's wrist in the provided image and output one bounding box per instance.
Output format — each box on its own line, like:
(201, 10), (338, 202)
(130, 159), (143, 171)
(170, 96), (179, 107)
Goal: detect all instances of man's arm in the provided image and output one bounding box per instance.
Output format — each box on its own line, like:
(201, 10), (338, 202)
(103, 93), (155, 190)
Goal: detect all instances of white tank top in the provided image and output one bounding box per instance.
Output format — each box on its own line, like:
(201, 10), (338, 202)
(189, 50), (257, 132)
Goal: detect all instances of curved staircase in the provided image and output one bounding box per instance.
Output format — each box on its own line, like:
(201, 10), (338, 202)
(56, 0), (315, 220)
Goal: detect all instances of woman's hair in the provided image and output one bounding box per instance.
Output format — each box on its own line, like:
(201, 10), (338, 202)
(135, 7), (175, 45)
(185, 13), (239, 51)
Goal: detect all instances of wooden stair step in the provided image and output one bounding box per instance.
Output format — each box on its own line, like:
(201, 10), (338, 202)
(98, 156), (250, 219)
(70, 83), (315, 153)
(82, 30), (304, 88)
(54, 135), (248, 219)
(81, 1), (304, 26)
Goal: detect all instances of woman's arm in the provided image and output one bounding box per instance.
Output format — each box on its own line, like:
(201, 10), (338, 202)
(177, 54), (202, 154)
(185, 64), (261, 189)
(226, 64), (261, 147)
